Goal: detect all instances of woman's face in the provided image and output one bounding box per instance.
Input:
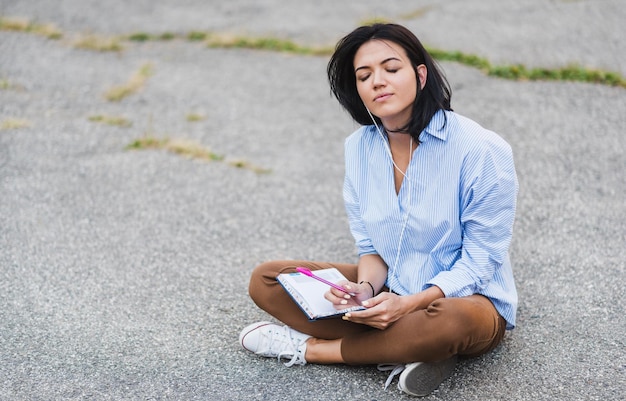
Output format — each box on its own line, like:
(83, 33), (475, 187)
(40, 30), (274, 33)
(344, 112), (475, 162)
(353, 39), (426, 130)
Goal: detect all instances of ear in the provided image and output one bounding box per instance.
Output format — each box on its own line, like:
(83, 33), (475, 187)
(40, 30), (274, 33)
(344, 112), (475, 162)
(416, 64), (427, 90)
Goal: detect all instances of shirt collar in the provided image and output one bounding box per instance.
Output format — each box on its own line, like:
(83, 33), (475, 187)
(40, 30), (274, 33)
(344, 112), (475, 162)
(421, 109), (449, 142)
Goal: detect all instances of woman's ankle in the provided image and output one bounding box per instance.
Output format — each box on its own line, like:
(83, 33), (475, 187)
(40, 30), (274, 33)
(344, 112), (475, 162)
(304, 337), (345, 364)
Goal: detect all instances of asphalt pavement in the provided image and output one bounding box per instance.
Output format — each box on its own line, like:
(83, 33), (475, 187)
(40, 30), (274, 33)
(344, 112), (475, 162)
(0, 1), (624, 400)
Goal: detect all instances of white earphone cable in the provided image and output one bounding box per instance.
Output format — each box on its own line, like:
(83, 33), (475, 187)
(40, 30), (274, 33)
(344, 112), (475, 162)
(365, 108), (413, 290)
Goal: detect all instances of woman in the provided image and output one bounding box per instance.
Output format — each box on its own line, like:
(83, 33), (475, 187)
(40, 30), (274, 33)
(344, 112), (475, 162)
(239, 23), (518, 397)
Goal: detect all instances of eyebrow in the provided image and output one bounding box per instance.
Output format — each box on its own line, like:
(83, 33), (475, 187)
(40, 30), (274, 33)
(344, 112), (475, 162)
(354, 57), (402, 73)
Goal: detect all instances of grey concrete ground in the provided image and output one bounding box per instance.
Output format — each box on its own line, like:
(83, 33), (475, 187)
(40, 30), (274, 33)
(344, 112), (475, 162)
(0, 1), (624, 400)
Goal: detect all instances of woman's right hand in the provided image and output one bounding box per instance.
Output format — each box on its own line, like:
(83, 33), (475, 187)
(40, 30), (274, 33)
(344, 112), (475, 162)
(324, 280), (372, 309)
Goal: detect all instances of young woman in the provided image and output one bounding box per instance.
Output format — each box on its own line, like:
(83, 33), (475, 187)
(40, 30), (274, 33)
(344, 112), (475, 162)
(239, 23), (518, 397)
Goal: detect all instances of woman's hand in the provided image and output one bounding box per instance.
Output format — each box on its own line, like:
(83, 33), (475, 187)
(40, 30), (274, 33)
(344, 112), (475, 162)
(341, 291), (410, 329)
(324, 280), (372, 309)
(340, 286), (445, 330)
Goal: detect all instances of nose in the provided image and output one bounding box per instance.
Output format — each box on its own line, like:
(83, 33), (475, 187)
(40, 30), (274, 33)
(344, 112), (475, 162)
(372, 69), (386, 88)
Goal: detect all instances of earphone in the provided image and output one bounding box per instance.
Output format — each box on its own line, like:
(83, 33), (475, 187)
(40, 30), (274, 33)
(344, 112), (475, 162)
(365, 107), (413, 289)
(365, 108), (411, 179)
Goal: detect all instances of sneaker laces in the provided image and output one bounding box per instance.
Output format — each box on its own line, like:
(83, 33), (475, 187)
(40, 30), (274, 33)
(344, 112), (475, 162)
(264, 325), (308, 367)
(377, 363), (406, 390)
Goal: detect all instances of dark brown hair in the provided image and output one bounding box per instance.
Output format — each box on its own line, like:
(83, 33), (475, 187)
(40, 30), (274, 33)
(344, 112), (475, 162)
(327, 23), (452, 140)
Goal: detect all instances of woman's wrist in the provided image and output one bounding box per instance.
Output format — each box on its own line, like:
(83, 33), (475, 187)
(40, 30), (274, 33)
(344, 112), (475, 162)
(405, 286), (445, 312)
(359, 281), (375, 297)
(356, 253), (388, 298)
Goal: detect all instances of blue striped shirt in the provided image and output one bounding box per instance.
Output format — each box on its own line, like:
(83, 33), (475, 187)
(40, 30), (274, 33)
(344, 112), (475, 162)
(344, 110), (519, 329)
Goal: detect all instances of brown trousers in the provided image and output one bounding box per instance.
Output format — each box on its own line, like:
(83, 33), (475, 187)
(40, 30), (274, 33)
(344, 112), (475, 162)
(248, 260), (507, 365)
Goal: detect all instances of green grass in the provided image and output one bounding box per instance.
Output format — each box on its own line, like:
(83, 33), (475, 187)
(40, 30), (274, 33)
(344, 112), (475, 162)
(74, 34), (123, 52)
(0, 16), (62, 39)
(489, 63), (624, 86)
(206, 34), (333, 56)
(126, 135), (271, 173)
(126, 137), (224, 161)
(227, 159), (272, 174)
(88, 114), (132, 127)
(0, 79), (11, 90)
(0, 78), (25, 91)
(1, 118), (31, 130)
(104, 63), (154, 102)
(204, 34), (625, 88)
(128, 32), (153, 42)
(427, 47), (626, 88)
(159, 32), (176, 41)
(428, 48), (491, 71)
(1, 14), (623, 88)
(127, 31), (179, 42)
(186, 113), (206, 122)
(187, 31), (208, 41)
(398, 6), (435, 20)
(358, 17), (393, 26)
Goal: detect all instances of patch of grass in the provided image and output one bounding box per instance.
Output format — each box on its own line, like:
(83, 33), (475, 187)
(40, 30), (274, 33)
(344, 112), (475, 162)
(34, 23), (62, 39)
(359, 17), (393, 26)
(205, 33), (625, 88)
(1, 118), (31, 130)
(187, 31), (208, 41)
(126, 136), (165, 150)
(128, 32), (153, 42)
(2, 14), (622, 89)
(159, 32), (176, 40)
(88, 114), (132, 127)
(186, 113), (206, 122)
(128, 31), (180, 42)
(0, 16), (62, 39)
(126, 136), (224, 161)
(0, 78), (25, 91)
(427, 47), (626, 88)
(399, 6), (435, 20)
(166, 138), (225, 161)
(427, 48), (491, 71)
(203, 34), (623, 87)
(227, 159), (272, 174)
(0, 16), (30, 31)
(126, 135), (271, 173)
(206, 29), (622, 88)
(74, 34), (123, 52)
(104, 63), (154, 102)
(206, 34), (332, 56)
(489, 64), (625, 87)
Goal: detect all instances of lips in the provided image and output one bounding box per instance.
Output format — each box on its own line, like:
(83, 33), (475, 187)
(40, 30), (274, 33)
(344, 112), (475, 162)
(374, 93), (393, 102)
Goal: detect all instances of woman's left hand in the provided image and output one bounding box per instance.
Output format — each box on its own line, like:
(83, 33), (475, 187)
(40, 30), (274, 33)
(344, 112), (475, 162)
(342, 291), (409, 330)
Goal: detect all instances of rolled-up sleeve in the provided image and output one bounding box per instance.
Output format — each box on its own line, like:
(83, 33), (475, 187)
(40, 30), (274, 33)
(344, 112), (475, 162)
(426, 137), (518, 297)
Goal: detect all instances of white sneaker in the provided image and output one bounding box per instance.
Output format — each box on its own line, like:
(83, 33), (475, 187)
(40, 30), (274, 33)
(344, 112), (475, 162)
(239, 321), (311, 367)
(397, 356), (458, 397)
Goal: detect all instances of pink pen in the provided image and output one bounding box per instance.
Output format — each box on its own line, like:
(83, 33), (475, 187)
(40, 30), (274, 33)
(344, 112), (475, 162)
(296, 267), (356, 296)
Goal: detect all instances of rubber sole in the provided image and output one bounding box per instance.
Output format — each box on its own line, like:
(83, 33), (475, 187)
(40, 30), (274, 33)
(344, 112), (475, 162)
(398, 355), (458, 396)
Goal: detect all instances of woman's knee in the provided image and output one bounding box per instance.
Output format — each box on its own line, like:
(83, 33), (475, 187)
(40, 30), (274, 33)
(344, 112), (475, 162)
(249, 262), (273, 297)
(248, 260), (293, 303)
(424, 296), (503, 356)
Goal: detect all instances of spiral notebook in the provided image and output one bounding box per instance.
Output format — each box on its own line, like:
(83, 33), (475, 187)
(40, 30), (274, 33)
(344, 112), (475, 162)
(277, 268), (365, 320)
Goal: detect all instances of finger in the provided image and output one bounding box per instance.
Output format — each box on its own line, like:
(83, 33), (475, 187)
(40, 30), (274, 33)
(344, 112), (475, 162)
(323, 289), (342, 303)
(343, 307), (375, 320)
(361, 294), (385, 308)
(342, 312), (384, 329)
(330, 287), (353, 301)
(324, 290), (352, 308)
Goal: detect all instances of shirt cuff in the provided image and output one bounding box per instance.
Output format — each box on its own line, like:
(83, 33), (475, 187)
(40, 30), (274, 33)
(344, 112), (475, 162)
(425, 270), (477, 298)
